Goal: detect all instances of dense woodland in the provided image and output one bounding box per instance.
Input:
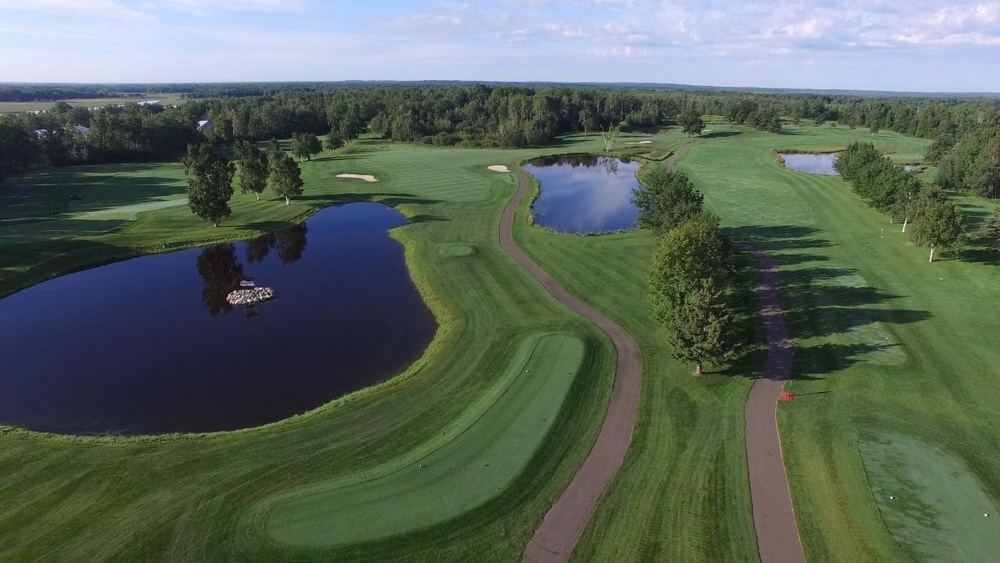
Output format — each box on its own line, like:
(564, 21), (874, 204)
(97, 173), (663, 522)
(3, 83), (1000, 203)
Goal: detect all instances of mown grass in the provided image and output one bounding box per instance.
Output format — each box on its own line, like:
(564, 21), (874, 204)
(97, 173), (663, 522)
(4, 122), (985, 561)
(669, 124), (1000, 562)
(0, 133), (678, 560)
(265, 333), (586, 547)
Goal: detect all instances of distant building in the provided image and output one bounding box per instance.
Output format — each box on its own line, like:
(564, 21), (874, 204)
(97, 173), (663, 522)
(197, 120), (213, 133)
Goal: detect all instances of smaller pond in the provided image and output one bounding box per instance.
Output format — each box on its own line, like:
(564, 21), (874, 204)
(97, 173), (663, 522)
(525, 154), (641, 233)
(781, 153), (839, 176)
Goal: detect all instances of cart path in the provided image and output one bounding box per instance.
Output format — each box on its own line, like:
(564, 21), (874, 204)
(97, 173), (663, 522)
(739, 243), (806, 563)
(502, 165), (642, 563)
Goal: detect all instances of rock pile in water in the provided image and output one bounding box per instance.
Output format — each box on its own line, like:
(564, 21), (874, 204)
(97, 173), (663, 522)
(226, 286), (275, 306)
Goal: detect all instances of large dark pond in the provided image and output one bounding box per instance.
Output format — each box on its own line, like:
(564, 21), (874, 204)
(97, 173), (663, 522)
(780, 152), (839, 175)
(0, 203), (436, 435)
(526, 154), (641, 233)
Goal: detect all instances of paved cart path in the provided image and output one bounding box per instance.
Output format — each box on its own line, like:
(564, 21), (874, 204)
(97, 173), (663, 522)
(740, 244), (806, 563)
(501, 165), (642, 563)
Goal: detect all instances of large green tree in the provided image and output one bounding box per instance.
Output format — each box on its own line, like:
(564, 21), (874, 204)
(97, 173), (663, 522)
(184, 143), (234, 227)
(291, 132), (322, 161)
(233, 139), (268, 201)
(648, 212), (739, 375)
(648, 212), (731, 326)
(633, 167), (704, 235)
(668, 277), (739, 376)
(981, 206), (1000, 250)
(910, 196), (966, 262)
(680, 109), (704, 137)
(268, 151), (304, 206)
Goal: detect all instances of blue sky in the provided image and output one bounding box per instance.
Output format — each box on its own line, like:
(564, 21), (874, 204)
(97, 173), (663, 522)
(1, 0), (999, 92)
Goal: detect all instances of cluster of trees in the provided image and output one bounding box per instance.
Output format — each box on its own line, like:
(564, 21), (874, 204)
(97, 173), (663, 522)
(0, 102), (201, 178)
(724, 99), (784, 132)
(184, 139), (304, 226)
(634, 168), (744, 374)
(836, 142), (965, 261)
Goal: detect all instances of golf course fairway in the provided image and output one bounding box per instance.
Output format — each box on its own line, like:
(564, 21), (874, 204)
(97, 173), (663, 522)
(3, 123), (999, 561)
(263, 333), (585, 546)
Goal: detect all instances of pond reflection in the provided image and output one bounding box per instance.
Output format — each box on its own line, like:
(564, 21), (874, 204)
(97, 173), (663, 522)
(780, 152), (839, 175)
(0, 203), (436, 435)
(526, 154), (641, 233)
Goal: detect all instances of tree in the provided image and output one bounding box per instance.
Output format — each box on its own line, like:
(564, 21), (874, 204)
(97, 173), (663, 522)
(600, 124), (619, 151)
(981, 206), (1000, 249)
(910, 197), (965, 262)
(668, 277), (739, 375)
(268, 151), (303, 205)
(266, 137), (282, 165)
(648, 212), (731, 326)
(184, 143), (234, 226)
(633, 167), (704, 235)
(324, 131), (344, 152)
(291, 132), (321, 161)
(680, 109), (704, 137)
(233, 139), (268, 201)
(888, 173), (923, 232)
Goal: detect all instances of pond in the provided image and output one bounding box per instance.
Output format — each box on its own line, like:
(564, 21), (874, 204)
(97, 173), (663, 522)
(0, 203), (436, 435)
(780, 152), (839, 175)
(526, 154), (641, 233)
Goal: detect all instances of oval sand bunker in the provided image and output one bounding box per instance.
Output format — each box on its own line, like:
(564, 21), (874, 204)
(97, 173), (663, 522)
(337, 173), (378, 182)
(488, 165), (510, 172)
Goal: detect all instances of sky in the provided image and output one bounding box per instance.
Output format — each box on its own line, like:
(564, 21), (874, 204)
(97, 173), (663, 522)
(1, 0), (999, 93)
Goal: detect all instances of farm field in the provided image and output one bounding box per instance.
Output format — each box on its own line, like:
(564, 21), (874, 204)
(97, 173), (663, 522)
(0, 94), (185, 113)
(1, 123), (997, 561)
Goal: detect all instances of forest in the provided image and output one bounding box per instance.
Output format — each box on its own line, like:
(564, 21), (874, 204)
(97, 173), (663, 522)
(2, 83), (1000, 202)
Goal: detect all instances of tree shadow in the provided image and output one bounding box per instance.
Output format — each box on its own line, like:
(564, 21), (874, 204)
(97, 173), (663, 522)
(724, 223), (931, 381)
(700, 130), (741, 139)
(407, 214), (448, 224)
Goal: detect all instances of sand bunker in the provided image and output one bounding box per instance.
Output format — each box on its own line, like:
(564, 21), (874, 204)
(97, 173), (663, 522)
(626, 140), (653, 145)
(488, 165), (510, 172)
(337, 173), (378, 183)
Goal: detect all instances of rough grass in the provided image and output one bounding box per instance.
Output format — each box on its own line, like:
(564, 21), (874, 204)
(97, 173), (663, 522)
(671, 123), (1000, 562)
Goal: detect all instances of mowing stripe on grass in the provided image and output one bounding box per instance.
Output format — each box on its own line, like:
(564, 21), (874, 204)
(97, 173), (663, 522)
(263, 333), (585, 547)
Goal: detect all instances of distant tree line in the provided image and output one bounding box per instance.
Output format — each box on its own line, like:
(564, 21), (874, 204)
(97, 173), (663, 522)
(5, 82), (1000, 201)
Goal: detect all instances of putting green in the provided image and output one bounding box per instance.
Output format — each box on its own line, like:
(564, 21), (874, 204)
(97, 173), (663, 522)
(263, 332), (585, 547)
(859, 434), (1000, 562)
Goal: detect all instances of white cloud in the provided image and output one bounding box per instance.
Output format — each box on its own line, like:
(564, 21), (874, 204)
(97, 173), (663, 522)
(0, 0), (154, 22)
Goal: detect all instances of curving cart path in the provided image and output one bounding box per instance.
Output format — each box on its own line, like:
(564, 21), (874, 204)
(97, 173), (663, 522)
(502, 165), (642, 563)
(740, 244), (806, 563)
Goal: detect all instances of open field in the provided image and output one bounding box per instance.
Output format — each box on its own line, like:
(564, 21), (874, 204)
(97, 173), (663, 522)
(2, 123), (996, 561)
(0, 94), (185, 113)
